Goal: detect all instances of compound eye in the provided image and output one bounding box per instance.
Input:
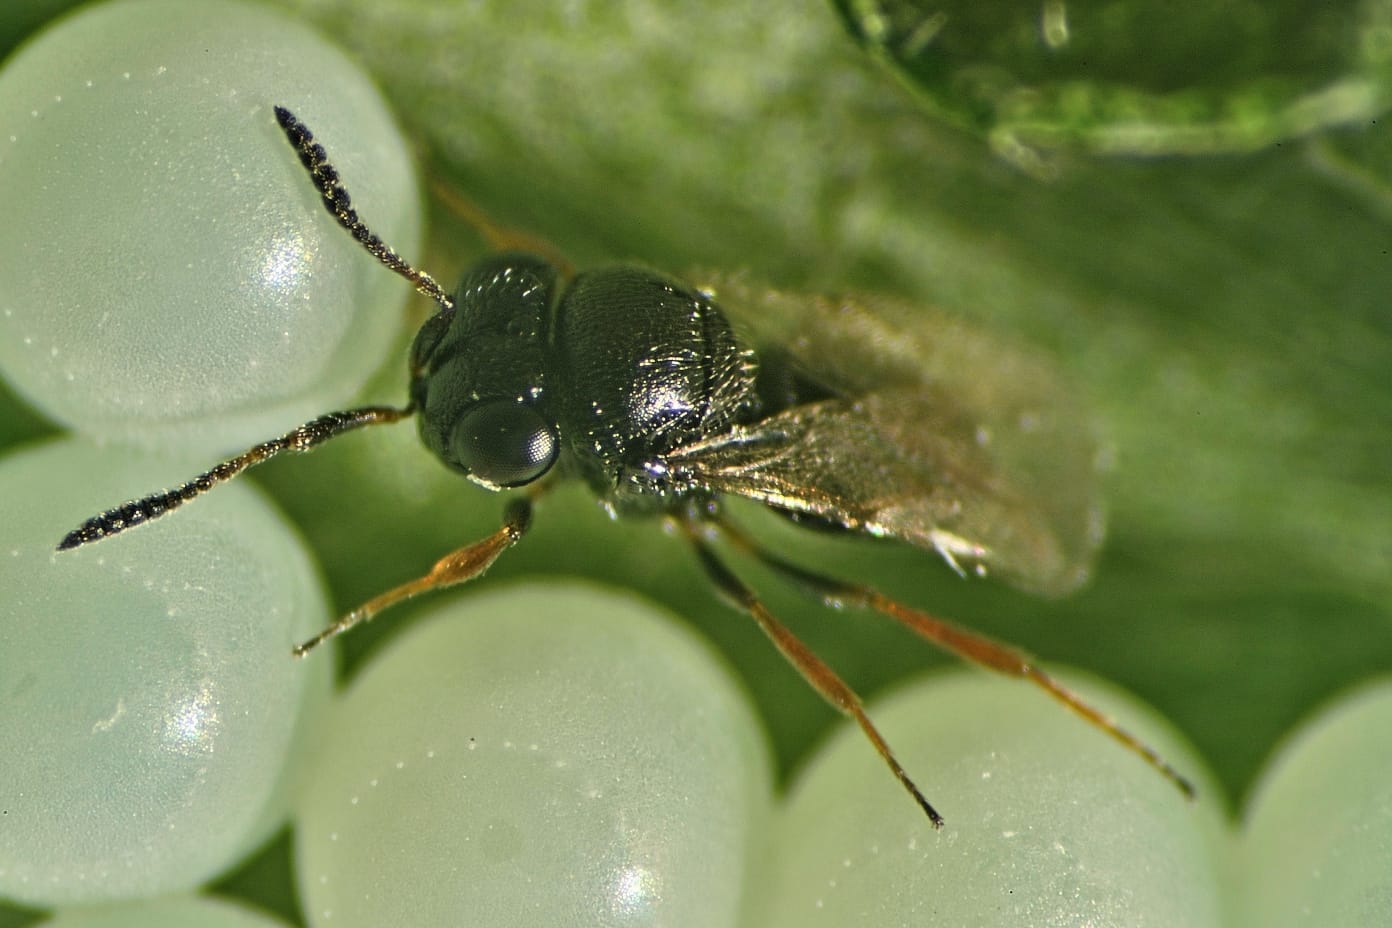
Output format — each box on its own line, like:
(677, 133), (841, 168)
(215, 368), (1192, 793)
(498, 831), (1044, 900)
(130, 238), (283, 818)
(451, 400), (559, 488)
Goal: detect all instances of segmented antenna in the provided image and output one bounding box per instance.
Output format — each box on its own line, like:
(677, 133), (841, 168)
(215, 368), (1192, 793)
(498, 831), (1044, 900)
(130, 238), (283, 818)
(57, 406), (413, 550)
(273, 105), (454, 312)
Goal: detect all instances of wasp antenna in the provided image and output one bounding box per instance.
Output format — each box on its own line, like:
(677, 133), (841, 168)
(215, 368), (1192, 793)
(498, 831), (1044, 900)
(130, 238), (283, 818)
(272, 105), (454, 313)
(57, 405), (414, 551)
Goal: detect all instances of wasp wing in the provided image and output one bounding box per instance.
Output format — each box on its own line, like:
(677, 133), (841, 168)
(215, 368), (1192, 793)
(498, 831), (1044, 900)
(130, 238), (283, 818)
(675, 276), (1105, 598)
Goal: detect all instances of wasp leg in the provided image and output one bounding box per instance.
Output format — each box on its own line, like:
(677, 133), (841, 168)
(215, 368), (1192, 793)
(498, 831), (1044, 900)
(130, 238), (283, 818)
(293, 496), (533, 657)
(714, 518), (1197, 800)
(429, 180), (576, 280)
(681, 519), (945, 828)
(58, 405), (414, 551)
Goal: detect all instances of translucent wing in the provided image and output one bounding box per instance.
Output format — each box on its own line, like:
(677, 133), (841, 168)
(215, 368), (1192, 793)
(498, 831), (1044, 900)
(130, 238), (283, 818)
(670, 276), (1105, 597)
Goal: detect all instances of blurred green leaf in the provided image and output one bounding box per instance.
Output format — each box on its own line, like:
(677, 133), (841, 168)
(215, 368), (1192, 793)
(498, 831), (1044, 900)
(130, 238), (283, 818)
(835, 0), (1392, 168)
(0, 0), (83, 60)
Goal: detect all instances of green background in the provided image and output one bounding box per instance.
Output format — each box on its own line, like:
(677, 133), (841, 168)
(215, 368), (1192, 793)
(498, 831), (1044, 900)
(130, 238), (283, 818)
(2, 0), (1389, 923)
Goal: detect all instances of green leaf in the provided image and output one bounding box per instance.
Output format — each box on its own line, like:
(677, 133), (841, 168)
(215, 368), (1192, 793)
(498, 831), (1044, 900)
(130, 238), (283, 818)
(836, 0), (1392, 168)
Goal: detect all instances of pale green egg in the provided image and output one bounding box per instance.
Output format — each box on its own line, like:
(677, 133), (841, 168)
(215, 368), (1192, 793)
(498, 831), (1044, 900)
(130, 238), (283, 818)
(0, 437), (331, 907)
(749, 669), (1226, 927)
(1238, 678), (1392, 928)
(293, 581), (772, 928)
(0, 0), (419, 450)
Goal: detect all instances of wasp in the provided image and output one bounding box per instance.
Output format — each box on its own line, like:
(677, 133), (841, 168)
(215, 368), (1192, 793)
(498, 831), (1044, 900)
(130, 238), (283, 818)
(60, 105), (1193, 825)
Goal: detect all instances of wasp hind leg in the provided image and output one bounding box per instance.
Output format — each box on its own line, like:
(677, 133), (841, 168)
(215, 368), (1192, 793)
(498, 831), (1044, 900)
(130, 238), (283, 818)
(712, 516), (1197, 801)
(680, 516), (945, 828)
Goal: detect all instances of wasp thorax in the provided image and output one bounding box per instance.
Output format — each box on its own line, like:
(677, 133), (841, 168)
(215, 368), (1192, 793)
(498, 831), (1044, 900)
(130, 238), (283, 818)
(553, 267), (757, 497)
